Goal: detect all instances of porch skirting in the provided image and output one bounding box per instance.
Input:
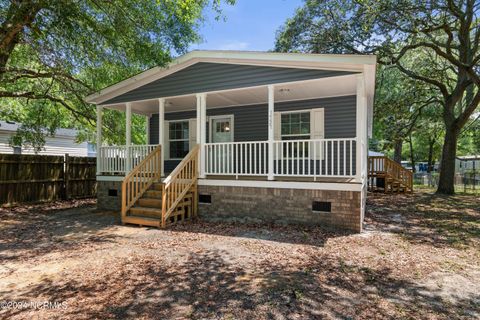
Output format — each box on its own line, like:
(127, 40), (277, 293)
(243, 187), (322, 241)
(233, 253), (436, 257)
(198, 185), (363, 232)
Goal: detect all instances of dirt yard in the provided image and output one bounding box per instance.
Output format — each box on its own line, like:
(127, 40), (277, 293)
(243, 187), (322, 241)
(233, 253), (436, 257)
(0, 191), (479, 319)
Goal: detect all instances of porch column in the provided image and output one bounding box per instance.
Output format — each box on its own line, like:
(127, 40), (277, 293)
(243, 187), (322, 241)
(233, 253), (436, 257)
(158, 98), (165, 176)
(125, 102), (132, 171)
(199, 93), (207, 178)
(96, 105), (103, 174)
(126, 102), (132, 146)
(196, 94), (202, 177)
(196, 94), (201, 145)
(356, 75), (366, 182)
(267, 85), (274, 180)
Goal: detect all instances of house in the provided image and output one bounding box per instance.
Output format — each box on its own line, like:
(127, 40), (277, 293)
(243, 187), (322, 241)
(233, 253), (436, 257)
(368, 150), (384, 157)
(456, 155), (480, 173)
(0, 120), (94, 157)
(86, 51), (376, 232)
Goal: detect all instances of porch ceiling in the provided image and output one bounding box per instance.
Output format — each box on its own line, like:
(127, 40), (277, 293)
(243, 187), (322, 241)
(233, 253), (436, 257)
(104, 74), (357, 115)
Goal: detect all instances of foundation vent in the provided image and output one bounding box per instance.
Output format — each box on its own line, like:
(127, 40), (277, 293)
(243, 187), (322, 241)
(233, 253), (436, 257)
(312, 201), (331, 212)
(199, 194), (212, 204)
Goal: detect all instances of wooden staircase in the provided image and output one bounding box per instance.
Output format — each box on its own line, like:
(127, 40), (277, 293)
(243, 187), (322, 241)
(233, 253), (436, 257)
(121, 145), (199, 228)
(368, 156), (413, 193)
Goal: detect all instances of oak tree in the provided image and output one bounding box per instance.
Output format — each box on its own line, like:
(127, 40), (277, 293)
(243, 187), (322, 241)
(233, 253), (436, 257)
(276, 0), (480, 194)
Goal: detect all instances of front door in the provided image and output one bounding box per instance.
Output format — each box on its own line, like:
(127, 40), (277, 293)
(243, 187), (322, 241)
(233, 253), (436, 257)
(210, 116), (233, 173)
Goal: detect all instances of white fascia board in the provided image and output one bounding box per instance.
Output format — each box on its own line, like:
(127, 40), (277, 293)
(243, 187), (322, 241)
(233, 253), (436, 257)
(188, 50), (377, 66)
(85, 50), (377, 105)
(198, 178), (363, 192)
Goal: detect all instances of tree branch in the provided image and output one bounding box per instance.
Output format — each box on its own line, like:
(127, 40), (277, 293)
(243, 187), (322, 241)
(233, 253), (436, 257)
(1, 67), (93, 90)
(0, 91), (95, 126)
(456, 89), (480, 129)
(395, 61), (449, 98)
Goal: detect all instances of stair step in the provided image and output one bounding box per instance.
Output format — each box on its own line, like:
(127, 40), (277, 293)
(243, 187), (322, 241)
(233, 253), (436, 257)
(129, 206), (162, 218)
(137, 198), (163, 208)
(123, 215), (160, 227)
(150, 183), (164, 191)
(144, 190), (162, 198)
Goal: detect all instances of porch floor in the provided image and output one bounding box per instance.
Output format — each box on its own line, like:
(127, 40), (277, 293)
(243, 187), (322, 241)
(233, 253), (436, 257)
(204, 175), (358, 184)
(96, 172), (358, 184)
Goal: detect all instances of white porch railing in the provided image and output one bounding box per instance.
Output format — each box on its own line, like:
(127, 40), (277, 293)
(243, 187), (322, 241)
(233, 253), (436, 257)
(98, 144), (158, 174)
(274, 138), (356, 178)
(98, 139), (357, 179)
(204, 138), (356, 179)
(205, 141), (269, 176)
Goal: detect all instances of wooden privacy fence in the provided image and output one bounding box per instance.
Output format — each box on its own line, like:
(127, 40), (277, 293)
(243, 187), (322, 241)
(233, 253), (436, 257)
(0, 153), (96, 205)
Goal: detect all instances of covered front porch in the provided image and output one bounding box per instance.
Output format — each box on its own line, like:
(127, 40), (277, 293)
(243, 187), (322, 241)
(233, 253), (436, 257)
(95, 73), (367, 183)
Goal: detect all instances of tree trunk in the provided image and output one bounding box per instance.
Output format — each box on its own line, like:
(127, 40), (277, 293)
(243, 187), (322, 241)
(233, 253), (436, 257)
(393, 139), (403, 164)
(427, 139), (435, 173)
(408, 136), (416, 173)
(436, 126), (459, 194)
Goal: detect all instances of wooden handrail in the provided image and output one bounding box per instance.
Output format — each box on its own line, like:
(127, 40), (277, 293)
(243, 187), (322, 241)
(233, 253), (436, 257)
(121, 145), (162, 221)
(162, 145), (199, 227)
(368, 156), (413, 192)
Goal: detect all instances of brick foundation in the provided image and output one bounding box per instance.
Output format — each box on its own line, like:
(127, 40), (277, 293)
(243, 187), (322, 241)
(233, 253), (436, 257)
(97, 180), (123, 211)
(198, 185), (364, 232)
(96, 179), (365, 232)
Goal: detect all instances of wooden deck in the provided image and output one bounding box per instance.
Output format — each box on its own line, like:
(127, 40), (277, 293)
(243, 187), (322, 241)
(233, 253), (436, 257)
(368, 156), (413, 193)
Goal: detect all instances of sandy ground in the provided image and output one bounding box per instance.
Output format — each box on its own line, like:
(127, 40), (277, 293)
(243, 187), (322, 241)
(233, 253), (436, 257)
(0, 191), (479, 319)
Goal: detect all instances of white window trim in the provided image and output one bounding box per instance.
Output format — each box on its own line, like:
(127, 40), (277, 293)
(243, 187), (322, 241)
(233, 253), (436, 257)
(279, 109), (311, 140)
(168, 119), (190, 160)
(208, 114), (234, 143)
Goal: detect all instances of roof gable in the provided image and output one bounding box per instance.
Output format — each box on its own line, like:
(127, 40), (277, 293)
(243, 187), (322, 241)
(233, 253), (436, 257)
(103, 62), (356, 105)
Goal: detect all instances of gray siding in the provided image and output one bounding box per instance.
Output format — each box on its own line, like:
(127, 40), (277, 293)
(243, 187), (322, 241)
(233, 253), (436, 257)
(150, 95), (356, 143)
(104, 62), (356, 104)
(150, 95), (356, 173)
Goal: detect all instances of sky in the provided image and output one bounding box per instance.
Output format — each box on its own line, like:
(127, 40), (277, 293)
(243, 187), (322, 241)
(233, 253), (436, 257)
(191, 0), (304, 52)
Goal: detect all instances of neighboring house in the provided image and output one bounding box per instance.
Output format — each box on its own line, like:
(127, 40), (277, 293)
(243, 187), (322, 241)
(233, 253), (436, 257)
(368, 150), (384, 157)
(400, 161), (413, 171)
(456, 155), (480, 173)
(87, 141), (97, 157)
(0, 120), (94, 157)
(87, 50), (376, 232)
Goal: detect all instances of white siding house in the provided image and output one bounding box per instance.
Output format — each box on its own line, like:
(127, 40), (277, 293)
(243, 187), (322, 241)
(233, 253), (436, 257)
(0, 120), (92, 157)
(456, 155), (480, 173)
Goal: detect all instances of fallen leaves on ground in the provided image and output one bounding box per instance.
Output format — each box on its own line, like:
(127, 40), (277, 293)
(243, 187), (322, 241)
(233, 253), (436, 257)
(0, 192), (478, 319)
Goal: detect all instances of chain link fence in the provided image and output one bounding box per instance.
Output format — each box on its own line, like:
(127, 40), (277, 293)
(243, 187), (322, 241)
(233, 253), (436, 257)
(414, 171), (478, 194)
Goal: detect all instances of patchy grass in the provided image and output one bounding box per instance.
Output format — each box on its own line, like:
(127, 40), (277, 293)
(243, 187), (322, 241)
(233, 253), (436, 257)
(0, 192), (479, 319)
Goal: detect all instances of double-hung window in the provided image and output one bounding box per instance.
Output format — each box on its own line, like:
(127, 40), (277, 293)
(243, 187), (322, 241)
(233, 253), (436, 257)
(281, 112), (310, 156)
(169, 121), (189, 159)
